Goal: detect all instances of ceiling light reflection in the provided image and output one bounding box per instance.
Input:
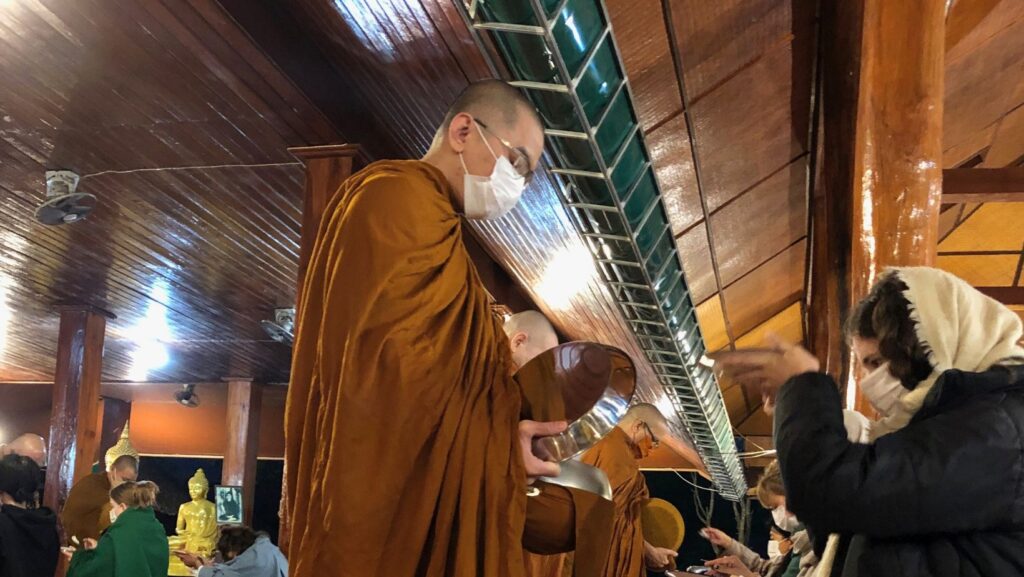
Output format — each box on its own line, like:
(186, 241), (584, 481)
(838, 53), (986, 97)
(127, 280), (172, 381)
(535, 243), (597, 311)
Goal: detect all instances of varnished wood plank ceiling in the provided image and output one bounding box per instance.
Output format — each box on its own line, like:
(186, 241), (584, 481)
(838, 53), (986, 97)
(0, 0), (1022, 439)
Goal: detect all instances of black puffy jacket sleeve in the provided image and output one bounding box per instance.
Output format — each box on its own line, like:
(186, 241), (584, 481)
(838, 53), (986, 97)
(774, 372), (1024, 538)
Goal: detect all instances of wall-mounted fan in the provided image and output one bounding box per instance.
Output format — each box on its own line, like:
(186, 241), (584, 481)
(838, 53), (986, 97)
(36, 170), (96, 225)
(174, 384), (200, 408)
(261, 308), (295, 345)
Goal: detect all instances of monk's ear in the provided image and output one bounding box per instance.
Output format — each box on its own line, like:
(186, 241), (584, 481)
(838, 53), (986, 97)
(446, 113), (474, 153)
(511, 332), (528, 349)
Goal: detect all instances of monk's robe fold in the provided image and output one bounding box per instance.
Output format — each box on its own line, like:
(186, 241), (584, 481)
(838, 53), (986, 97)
(62, 473), (113, 541)
(285, 160), (526, 577)
(562, 427), (649, 577)
(523, 482), (613, 577)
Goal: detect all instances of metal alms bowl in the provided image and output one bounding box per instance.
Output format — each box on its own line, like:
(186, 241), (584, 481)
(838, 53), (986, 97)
(516, 341), (636, 462)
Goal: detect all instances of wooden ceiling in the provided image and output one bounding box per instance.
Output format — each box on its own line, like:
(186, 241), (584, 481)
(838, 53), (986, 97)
(0, 0), (1022, 444)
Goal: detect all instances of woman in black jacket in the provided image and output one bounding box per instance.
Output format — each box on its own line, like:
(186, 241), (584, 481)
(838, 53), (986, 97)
(0, 453), (60, 577)
(714, 267), (1024, 577)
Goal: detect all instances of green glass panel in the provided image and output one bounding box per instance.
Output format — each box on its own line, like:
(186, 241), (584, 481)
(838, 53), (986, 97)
(576, 41), (621, 123)
(574, 179), (613, 206)
(634, 202), (667, 255)
(549, 135), (599, 171)
(551, 0), (605, 75)
(622, 170), (657, 228)
(594, 86), (634, 158)
(644, 236), (675, 284)
(610, 136), (647, 192)
(661, 280), (687, 314)
(541, 0), (563, 16)
(587, 209), (628, 238)
(653, 260), (682, 303)
(478, 0), (541, 26)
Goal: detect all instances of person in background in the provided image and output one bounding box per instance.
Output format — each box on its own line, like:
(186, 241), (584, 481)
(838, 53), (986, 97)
(703, 461), (814, 577)
(63, 428), (140, 542)
(713, 267), (1024, 577)
(0, 454), (59, 577)
(503, 310), (559, 371)
(65, 480), (168, 577)
(176, 525), (288, 577)
(0, 434), (47, 468)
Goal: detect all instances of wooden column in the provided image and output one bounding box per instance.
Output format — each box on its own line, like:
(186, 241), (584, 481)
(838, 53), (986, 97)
(95, 397), (131, 466)
(45, 306), (113, 513)
(281, 144), (359, 550)
(288, 144), (361, 294)
(809, 0), (944, 409)
(222, 378), (262, 526)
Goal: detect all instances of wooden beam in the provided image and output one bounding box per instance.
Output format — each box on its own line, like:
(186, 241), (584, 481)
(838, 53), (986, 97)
(222, 377), (262, 526)
(810, 0), (944, 412)
(976, 286), (1024, 306)
(45, 306), (113, 515)
(95, 397), (131, 466)
(288, 144), (361, 294)
(943, 168), (1024, 203)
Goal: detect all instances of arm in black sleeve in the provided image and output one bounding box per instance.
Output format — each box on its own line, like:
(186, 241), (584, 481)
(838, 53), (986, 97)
(774, 372), (1022, 538)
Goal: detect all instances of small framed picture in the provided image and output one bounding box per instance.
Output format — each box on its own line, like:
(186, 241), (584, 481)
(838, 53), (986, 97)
(214, 485), (243, 524)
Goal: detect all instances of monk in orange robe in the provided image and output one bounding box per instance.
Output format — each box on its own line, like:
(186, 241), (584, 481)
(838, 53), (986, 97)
(284, 80), (565, 577)
(562, 404), (693, 577)
(506, 312), (617, 577)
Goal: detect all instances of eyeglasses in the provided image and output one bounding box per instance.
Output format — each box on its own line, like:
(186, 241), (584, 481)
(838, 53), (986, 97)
(641, 422), (660, 448)
(474, 118), (534, 185)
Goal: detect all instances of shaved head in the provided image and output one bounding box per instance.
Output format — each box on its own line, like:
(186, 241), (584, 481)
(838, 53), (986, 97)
(619, 403), (671, 436)
(439, 79), (543, 137)
(0, 434), (47, 467)
(504, 310), (558, 369)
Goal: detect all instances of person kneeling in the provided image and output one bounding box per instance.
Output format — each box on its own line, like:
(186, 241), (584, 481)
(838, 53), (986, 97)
(176, 525), (288, 577)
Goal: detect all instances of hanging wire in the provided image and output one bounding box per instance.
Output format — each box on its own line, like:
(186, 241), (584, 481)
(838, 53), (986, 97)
(79, 161), (302, 180)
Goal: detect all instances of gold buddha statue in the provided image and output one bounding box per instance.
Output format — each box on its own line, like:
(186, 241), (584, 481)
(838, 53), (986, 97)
(167, 468), (219, 576)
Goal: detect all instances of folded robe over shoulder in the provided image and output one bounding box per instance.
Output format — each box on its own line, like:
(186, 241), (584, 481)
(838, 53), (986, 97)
(284, 160), (527, 577)
(563, 427), (649, 577)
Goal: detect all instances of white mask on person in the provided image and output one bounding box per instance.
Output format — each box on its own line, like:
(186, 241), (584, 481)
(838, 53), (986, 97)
(109, 508), (118, 525)
(772, 505), (801, 533)
(459, 123), (526, 220)
(859, 362), (905, 417)
(767, 539), (783, 561)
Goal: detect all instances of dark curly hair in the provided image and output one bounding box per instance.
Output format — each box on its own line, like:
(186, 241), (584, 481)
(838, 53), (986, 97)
(217, 525), (260, 560)
(845, 271), (935, 390)
(0, 454), (42, 506)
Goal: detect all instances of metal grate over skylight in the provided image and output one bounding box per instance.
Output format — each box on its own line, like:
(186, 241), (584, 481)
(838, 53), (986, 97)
(457, 0), (747, 500)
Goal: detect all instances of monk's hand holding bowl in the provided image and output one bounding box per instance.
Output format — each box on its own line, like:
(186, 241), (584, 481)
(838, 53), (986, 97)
(709, 333), (820, 400)
(519, 419), (567, 482)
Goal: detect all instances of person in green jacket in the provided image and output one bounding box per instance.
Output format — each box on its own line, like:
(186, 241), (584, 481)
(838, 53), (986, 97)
(66, 480), (169, 577)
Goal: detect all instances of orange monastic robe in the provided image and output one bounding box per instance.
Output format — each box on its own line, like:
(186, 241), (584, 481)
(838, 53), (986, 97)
(567, 427), (649, 577)
(285, 160), (527, 577)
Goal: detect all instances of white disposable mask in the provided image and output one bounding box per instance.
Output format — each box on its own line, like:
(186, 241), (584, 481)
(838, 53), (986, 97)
(459, 123), (526, 220)
(772, 505), (801, 533)
(109, 508), (119, 525)
(860, 362), (905, 417)
(767, 539), (783, 561)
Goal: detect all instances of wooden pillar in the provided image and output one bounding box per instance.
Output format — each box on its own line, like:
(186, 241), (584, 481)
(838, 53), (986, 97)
(288, 144), (361, 294)
(95, 397), (131, 466)
(222, 378), (262, 526)
(809, 0), (944, 409)
(45, 306), (113, 513)
(281, 144), (359, 550)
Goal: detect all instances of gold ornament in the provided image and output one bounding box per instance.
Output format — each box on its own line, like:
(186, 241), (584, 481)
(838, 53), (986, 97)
(104, 423), (139, 470)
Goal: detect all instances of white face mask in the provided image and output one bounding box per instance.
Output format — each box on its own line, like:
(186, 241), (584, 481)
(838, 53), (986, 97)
(767, 539), (783, 561)
(860, 362), (905, 417)
(109, 508), (119, 525)
(459, 123), (526, 220)
(771, 505), (801, 532)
